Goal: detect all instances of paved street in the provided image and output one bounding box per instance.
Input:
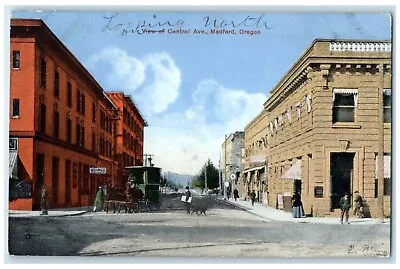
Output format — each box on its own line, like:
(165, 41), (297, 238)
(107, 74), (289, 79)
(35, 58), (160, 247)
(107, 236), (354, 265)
(8, 195), (391, 258)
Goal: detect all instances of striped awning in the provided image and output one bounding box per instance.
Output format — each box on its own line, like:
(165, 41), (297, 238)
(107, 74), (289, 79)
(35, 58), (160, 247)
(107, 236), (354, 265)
(281, 159), (301, 180)
(9, 152), (18, 179)
(375, 155), (391, 179)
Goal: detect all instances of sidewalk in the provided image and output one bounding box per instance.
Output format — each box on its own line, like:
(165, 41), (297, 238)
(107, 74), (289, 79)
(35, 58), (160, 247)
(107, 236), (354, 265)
(8, 206), (92, 218)
(218, 197), (390, 225)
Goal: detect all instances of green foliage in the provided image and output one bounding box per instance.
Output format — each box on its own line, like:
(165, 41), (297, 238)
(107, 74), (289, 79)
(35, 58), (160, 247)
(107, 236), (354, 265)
(194, 159), (220, 190)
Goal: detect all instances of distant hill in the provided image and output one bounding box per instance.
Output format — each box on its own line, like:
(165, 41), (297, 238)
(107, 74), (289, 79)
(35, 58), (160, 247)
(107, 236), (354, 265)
(164, 171), (195, 188)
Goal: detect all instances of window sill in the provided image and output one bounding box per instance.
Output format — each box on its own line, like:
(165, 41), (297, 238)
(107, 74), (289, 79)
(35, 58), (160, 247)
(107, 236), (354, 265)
(12, 116), (20, 119)
(331, 123), (361, 129)
(12, 68), (20, 71)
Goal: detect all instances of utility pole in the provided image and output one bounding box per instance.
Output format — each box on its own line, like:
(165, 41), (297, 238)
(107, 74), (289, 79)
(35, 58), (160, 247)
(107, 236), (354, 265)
(224, 134), (227, 200)
(377, 63), (385, 222)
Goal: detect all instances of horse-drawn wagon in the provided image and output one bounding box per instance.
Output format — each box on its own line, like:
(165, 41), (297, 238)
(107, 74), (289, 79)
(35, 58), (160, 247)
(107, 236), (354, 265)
(105, 166), (162, 213)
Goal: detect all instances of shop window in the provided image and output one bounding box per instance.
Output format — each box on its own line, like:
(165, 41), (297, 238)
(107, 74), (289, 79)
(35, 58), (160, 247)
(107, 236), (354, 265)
(12, 51), (20, 69)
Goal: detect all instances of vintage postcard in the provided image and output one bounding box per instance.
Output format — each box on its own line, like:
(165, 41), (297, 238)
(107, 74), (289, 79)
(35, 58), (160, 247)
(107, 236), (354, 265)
(6, 6), (393, 261)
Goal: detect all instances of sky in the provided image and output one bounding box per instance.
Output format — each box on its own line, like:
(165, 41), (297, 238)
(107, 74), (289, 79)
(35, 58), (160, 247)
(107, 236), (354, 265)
(8, 8), (392, 175)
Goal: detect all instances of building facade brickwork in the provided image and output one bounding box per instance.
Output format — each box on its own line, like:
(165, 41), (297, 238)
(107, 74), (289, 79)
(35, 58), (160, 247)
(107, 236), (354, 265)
(9, 19), (120, 210)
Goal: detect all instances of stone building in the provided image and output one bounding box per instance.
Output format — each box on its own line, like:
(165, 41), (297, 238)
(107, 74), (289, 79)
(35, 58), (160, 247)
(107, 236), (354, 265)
(220, 132), (245, 197)
(9, 19), (120, 210)
(245, 39), (391, 218)
(242, 110), (268, 203)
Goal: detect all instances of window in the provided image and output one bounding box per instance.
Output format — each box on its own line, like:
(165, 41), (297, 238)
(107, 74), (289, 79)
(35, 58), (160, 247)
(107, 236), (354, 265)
(52, 157), (59, 204)
(66, 118), (72, 143)
(81, 94), (85, 115)
(92, 103), (96, 123)
(40, 58), (46, 88)
(12, 99), (19, 117)
(306, 94), (312, 113)
(332, 89), (358, 123)
(40, 104), (46, 133)
(77, 90), (81, 113)
(76, 122), (81, 146)
(92, 132), (96, 152)
(54, 70), (59, 97)
(383, 89), (391, 123)
(67, 82), (72, 107)
(53, 111), (59, 138)
(12, 51), (20, 69)
(81, 126), (85, 148)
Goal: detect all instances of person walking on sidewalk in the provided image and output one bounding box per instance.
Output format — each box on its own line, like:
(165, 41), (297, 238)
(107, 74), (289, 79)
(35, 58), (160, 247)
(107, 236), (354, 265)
(40, 184), (49, 215)
(233, 189), (239, 201)
(353, 191), (363, 218)
(340, 192), (351, 224)
(250, 190), (256, 206)
(292, 192), (304, 218)
(184, 186), (192, 214)
(93, 186), (105, 212)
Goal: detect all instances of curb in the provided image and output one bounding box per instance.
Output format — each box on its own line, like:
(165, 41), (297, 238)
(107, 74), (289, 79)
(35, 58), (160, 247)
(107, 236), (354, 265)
(9, 210), (89, 218)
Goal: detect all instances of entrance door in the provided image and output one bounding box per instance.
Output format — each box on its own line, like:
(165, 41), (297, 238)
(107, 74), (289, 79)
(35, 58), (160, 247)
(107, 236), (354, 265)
(330, 152), (355, 210)
(65, 160), (71, 207)
(34, 153), (45, 210)
(294, 179), (302, 195)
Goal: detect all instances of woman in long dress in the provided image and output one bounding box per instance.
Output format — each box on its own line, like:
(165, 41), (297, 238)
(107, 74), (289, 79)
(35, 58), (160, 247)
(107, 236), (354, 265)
(292, 192), (304, 218)
(93, 186), (105, 212)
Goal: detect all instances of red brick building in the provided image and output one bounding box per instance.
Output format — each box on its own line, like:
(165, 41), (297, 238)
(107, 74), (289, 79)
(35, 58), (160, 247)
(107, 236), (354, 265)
(9, 19), (119, 210)
(106, 92), (147, 189)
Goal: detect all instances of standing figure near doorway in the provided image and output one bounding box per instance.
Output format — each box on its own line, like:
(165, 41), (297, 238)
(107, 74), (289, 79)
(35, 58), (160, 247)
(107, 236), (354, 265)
(93, 186), (105, 212)
(353, 191), (364, 218)
(292, 192), (304, 218)
(340, 192), (351, 224)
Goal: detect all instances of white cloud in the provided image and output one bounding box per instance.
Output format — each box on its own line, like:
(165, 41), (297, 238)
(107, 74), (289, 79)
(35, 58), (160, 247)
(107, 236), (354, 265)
(86, 47), (181, 116)
(87, 48), (266, 175)
(86, 46), (146, 91)
(144, 79), (267, 175)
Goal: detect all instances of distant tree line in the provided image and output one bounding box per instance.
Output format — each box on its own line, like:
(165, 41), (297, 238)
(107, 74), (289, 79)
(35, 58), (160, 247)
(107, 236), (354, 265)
(192, 159), (219, 191)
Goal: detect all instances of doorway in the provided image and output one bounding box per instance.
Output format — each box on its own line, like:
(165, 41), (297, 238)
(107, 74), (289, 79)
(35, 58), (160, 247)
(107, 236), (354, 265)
(34, 153), (45, 210)
(330, 152), (355, 210)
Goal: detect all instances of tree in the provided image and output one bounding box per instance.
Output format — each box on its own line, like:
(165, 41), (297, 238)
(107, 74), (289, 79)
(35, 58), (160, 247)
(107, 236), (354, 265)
(194, 159), (219, 190)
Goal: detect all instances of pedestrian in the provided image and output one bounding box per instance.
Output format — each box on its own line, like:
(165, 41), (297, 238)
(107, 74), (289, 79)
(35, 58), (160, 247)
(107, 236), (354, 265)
(353, 191), (363, 218)
(233, 189), (239, 201)
(340, 192), (351, 224)
(93, 186), (105, 212)
(40, 184), (49, 215)
(184, 186), (192, 214)
(292, 192), (304, 218)
(250, 190), (256, 206)
(227, 189), (231, 200)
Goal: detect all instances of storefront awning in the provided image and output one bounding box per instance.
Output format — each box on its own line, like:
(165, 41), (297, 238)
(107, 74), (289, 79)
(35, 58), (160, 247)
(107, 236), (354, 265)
(281, 159), (301, 180)
(375, 155), (391, 179)
(9, 152), (18, 179)
(243, 165), (265, 174)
